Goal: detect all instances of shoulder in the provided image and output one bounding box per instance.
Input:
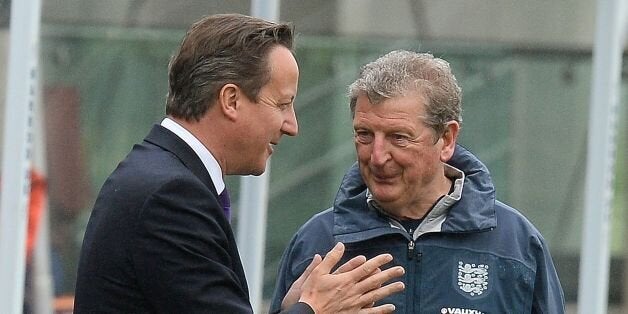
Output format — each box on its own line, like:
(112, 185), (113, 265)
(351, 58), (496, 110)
(283, 208), (336, 271)
(108, 138), (210, 196)
(492, 201), (551, 258)
(95, 142), (224, 232)
(494, 201), (543, 237)
(292, 208), (336, 250)
(299, 208), (335, 234)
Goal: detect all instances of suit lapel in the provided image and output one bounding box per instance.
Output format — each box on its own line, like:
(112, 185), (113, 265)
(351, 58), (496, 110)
(143, 124), (218, 196)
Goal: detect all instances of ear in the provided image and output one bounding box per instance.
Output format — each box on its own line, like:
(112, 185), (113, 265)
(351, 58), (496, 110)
(217, 83), (240, 121)
(439, 121), (460, 162)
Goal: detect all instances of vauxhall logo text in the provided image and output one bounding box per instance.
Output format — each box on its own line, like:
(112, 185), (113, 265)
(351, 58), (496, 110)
(440, 308), (484, 314)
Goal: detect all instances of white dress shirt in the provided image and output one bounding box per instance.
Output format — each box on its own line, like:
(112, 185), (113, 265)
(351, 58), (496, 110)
(160, 117), (225, 194)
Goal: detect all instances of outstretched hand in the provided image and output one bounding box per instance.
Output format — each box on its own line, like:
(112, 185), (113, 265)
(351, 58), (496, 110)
(282, 242), (405, 313)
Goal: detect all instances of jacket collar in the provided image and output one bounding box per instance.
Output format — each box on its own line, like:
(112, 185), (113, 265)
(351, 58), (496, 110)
(332, 144), (496, 240)
(144, 124), (218, 197)
(441, 145), (496, 232)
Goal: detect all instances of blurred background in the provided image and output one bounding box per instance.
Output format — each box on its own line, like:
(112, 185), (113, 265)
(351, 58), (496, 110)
(0, 0), (626, 313)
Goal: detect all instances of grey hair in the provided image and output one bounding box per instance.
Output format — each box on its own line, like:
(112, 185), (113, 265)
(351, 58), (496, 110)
(348, 50), (462, 136)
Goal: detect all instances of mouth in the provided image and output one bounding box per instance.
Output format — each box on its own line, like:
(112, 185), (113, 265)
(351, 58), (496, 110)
(370, 171), (396, 183)
(373, 176), (395, 184)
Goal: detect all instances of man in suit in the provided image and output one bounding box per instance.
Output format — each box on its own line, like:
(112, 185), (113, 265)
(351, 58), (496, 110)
(74, 14), (405, 313)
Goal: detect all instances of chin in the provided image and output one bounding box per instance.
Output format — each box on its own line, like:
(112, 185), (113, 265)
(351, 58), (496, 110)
(374, 195), (398, 204)
(234, 162), (267, 176)
(370, 186), (399, 202)
(250, 160), (269, 176)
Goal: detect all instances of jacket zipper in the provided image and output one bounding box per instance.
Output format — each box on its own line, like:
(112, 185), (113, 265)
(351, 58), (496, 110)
(406, 238), (422, 313)
(407, 240), (415, 260)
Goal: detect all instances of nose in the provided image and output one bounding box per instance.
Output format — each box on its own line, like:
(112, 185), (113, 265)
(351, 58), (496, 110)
(281, 107), (298, 136)
(370, 135), (390, 166)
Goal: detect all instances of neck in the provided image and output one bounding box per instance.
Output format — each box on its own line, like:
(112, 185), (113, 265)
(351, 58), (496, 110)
(169, 115), (229, 175)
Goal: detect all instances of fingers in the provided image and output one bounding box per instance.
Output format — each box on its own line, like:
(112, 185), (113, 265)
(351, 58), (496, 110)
(352, 265), (404, 309)
(333, 254), (367, 274)
(282, 254), (323, 310)
(299, 248), (404, 314)
(357, 279), (405, 308)
(300, 254), (322, 282)
(358, 304), (396, 314)
(347, 253), (394, 281)
(357, 266), (404, 293)
(315, 242), (345, 274)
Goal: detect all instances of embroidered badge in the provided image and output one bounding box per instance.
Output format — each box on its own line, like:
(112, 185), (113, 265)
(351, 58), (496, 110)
(457, 261), (489, 296)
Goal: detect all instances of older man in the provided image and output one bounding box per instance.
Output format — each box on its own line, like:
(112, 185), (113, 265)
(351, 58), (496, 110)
(271, 50), (565, 313)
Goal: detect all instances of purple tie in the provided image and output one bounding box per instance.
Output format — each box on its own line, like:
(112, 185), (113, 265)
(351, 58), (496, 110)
(218, 188), (231, 221)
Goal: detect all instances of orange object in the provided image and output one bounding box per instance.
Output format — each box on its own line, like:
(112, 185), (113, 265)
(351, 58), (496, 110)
(54, 295), (74, 314)
(26, 170), (47, 261)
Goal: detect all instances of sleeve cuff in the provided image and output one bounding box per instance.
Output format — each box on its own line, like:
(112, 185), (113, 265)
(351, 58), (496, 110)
(280, 302), (314, 314)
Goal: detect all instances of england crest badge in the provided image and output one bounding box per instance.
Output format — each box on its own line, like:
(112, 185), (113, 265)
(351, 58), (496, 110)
(457, 261), (489, 297)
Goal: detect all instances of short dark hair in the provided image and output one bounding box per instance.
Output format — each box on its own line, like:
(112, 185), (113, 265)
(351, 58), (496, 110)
(166, 14), (295, 121)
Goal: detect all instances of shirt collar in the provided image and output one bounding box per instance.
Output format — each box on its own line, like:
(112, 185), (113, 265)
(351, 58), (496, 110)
(160, 117), (225, 194)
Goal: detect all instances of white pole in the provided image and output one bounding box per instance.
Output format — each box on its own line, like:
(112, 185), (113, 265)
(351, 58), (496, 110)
(0, 0), (42, 313)
(238, 2), (280, 313)
(32, 210), (54, 314)
(31, 50), (53, 314)
(251, 0), (280, 23)
(577, 0), (626, 313)
(237, 168), (270, 314)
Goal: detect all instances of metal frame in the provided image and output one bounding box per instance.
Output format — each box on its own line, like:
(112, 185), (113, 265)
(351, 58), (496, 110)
(578, 0), (627, 313)
(0, 0), (42, 313)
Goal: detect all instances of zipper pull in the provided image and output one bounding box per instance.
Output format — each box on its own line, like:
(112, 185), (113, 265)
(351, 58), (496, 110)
(407, 240), (415, 260)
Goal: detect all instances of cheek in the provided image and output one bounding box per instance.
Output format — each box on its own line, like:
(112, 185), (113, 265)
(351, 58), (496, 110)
(396, 150), (434, 177)
(355, 144), (370, 161)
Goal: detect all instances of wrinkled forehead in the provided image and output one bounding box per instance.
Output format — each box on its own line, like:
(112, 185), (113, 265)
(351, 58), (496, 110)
(354, 91), (429, 121)
(361, 88), (428, 111)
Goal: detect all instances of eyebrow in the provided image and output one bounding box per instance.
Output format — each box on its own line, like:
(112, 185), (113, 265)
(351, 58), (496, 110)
(353, 122), (417, 135)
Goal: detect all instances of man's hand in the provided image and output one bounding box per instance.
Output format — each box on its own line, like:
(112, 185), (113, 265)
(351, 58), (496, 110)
(282, 242), (405, 313)
(281, 251), (370, 310)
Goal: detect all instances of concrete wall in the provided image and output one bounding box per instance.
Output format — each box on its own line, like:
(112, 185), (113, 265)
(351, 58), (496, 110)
(337, 0), (598, 47)
(37, 0), (616, 48)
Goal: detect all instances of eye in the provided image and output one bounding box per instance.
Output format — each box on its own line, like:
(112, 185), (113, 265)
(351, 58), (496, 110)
(277, 103), (292, 111)
(354, 130), (373, 144)
(391, 133), (410, 146)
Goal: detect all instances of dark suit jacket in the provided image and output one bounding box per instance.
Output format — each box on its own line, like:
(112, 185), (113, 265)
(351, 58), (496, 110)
(74, 125), (312, 314)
